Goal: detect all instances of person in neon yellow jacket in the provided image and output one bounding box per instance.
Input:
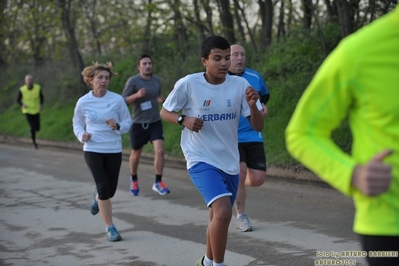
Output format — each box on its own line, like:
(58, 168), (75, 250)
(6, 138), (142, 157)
(17, 74), (44, 149)
(285, 6), (399, 266)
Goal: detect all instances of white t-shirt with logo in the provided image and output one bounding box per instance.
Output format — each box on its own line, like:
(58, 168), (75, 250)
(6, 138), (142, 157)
(73, 90), (132, 153)
(163, 73), (251, 175)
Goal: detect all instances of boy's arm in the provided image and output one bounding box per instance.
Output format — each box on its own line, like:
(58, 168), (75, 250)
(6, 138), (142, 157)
(160, 107), (203, 133)
(160, 107), (179, 124)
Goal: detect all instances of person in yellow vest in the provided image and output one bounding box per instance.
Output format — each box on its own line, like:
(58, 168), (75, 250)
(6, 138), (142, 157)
(17, 74), (44, 149)
(286, 6), (399, 266)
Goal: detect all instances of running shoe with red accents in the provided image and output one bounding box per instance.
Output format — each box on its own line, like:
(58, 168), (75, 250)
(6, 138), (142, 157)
(130, 179), (139, 196)
(152, 181), (170, 195)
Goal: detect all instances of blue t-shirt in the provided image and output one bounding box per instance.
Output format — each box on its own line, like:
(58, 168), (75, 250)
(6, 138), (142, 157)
(230, 68), (269, 143)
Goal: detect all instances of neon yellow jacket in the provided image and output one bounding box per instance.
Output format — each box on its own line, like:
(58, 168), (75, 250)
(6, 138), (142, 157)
(20, 84), (41, 115)
(285, 6), (399, 236)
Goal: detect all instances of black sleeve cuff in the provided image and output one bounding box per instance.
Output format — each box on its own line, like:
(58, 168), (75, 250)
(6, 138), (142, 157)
(260, 94), (270, 104)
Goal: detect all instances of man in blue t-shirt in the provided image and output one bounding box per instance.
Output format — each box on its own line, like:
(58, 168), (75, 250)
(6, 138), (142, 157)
(228, 44), (269, 232)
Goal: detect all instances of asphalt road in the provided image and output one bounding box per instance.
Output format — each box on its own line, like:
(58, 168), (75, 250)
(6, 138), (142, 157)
(0, 142), (368, 266)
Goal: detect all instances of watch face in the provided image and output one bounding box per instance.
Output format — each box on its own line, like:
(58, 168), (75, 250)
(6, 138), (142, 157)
(178, 115), (185, 125)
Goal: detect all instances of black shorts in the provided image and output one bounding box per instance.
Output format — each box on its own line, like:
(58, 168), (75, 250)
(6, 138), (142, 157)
(238, 142), (266, 171)
(359, 234), (399, 266)
(25, 113), (40, 131)
(129, 120), (164, 150)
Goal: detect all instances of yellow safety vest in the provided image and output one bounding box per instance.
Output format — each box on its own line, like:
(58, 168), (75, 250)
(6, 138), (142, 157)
(20, 84), (41, 114)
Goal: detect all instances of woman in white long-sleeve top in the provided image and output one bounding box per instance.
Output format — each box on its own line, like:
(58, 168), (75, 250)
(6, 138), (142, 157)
(72, 62), (132, 242)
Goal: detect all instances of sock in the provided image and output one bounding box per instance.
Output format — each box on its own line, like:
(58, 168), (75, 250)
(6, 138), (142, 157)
(131, 175), (138, 181)
(203, 255), (213, 266)
(155, 174), (162, 183)
(237, 212), (246, 219)
(213, 262), (225, 266)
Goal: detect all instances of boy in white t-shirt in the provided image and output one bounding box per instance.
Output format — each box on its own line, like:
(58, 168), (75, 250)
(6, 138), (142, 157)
(160, 36), (264, 266)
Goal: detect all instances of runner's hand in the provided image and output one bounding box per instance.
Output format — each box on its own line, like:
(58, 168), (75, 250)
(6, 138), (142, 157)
(351, 150), (393, 196)
(245, 86), (259, 107)
(82, 132), (92, 142)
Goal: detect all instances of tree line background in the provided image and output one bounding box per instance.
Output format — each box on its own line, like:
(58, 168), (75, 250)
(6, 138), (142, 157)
(0, 0), (397, 164)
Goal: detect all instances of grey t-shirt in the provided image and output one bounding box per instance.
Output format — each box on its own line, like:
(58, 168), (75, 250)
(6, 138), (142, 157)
(122, 74), (162, 123)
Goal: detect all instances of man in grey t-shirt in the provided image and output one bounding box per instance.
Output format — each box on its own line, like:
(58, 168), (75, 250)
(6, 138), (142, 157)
(122, 54), (170, 196)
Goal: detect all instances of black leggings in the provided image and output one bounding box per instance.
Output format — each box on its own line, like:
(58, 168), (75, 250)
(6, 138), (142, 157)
(84, 152), (122, 200)
(359, 234), (399, 266)
(25, 114), (40, 144)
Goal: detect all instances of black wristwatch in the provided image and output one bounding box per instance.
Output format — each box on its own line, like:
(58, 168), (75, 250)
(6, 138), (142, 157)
(177, 115), (186, 125)
(116, 123), (120, 130)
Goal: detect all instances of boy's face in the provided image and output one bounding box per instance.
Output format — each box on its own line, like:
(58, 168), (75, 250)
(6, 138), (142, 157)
(201, 48), (231, 84)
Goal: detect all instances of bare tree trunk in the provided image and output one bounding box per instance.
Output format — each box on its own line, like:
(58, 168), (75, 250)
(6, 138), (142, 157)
(82, 0), (102, 55)
(201, 0), (214, 36)
(216, 0), (235, 44)
(367, 0), (376, 23)
(172, 0), (188, 58)
(258, 0), (273, 50)
(324, 0), (339, 23)
(235, 0), (257, 53)
(312, 0), (327, 57)
(277, 0), (286, 40)
(142, 0), (153, 54)
(193, 0), (206, 40)
(174, 0), (188, 45)
(233, 0), (246, 43)
(25, 2), (50, 67)
(29, 36), (46, 67)
(325, 0), (334, 17)
(28, 11), (46, 67)
(303, 0), (313, 29)
(57, 0), (86, 95)
(335, 0), (353, 37)
(0, 0), (6, 66)
(349, 0), (361, 29)
(287, 0), (293, 32)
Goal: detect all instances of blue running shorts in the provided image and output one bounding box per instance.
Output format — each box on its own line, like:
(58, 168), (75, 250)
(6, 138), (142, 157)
(188, 162), (239, 207)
